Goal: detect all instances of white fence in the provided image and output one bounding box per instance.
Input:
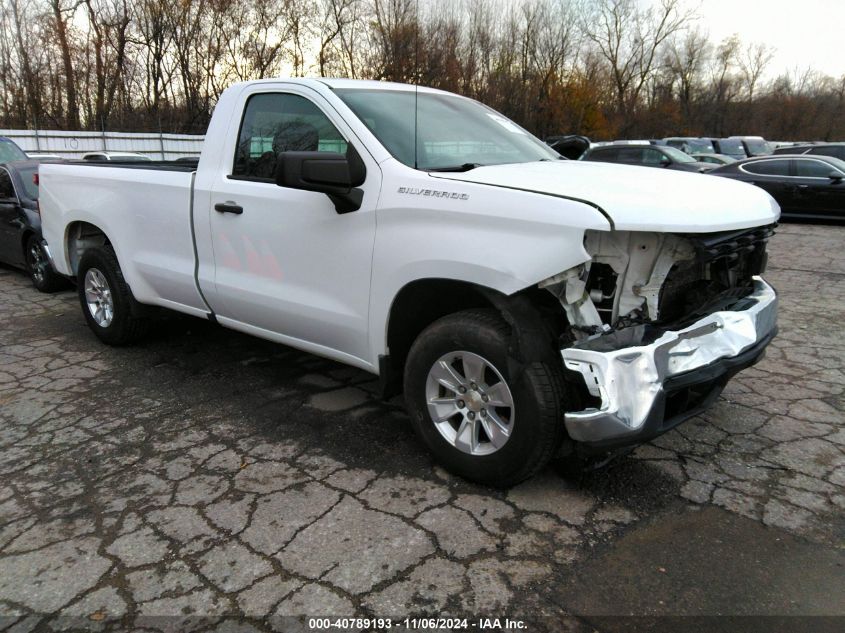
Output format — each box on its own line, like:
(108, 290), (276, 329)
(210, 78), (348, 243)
(0, 129), (205, 160)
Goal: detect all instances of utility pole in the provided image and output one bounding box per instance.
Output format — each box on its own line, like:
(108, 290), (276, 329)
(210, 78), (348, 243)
(159, 118), (166, 160)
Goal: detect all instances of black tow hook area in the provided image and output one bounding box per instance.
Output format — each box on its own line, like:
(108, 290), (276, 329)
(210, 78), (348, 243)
(560, 445), (636, 474)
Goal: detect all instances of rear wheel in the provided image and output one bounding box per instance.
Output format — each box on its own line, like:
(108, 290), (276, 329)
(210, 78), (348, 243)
(25, 235), (65, 293)
(77, 246), (149, 345)
(404, 309), (567, 487)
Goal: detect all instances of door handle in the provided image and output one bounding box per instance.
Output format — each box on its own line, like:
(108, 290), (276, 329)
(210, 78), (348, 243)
(796, 184), (809, 191)
(214, 201), (243, 215)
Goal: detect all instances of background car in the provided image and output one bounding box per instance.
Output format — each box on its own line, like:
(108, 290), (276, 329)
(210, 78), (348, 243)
(730, 136), (774, 156)
(0, 161), (66, 291)
(691, 153), (737, 166)
(81, 151), (152, 162)
(581, 143), (715, 172)
(709, 154), (845, 221)
(175, 156), (201, 167)
(0, 137), (28, 162)
(801, 142), (845, 161)
(664, 137), (716, 154)
(773, 143), (816, 155)
(592, 139), (666, 147)
(545, 134), (590, 159)
(710, 138), (748, 160)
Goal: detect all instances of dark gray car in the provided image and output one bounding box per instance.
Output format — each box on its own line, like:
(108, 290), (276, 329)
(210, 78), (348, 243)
(581, 144), (715, 172)
(709, 154), (845, 222)
(0, 161), (66, 291)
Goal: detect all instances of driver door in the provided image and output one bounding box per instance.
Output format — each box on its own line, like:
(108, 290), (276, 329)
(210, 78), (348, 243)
(0, 168), (21, 266)
(793, 158), (845, 217)
(197, 85), (381, 366)
(739, 159), (792, 210)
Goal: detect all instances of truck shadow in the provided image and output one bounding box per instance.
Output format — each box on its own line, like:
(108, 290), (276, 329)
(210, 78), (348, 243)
(130, 310), (683, 502)
(12, 269), (682, 509)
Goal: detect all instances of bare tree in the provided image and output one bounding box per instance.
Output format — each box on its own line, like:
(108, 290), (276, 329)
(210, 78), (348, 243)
(369, 0), (417, 81)
(1, 0), (844, 142)
(48, 0), (81, 128)
(5, 0), (44, 126)
(582, 0), (693, 131)
(665, 27), (710, 128)
(133, 0), (174, 119)
(318, 0), (366, 77)
(704, 34), (740, 135)
(80, 0), (131, 127)
(737, 41), (774, 101)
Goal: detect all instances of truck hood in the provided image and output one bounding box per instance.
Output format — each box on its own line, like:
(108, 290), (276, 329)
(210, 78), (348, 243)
(431, 161), (780, 232)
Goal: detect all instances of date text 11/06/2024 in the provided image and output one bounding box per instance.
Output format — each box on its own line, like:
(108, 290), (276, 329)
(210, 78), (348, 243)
(308, 617), (528, 630)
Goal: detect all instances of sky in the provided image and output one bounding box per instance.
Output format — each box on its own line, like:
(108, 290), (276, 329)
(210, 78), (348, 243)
(694, 0), (845, 79)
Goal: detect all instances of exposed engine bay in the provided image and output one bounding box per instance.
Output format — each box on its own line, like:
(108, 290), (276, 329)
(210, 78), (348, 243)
(541, 225), (774, 341)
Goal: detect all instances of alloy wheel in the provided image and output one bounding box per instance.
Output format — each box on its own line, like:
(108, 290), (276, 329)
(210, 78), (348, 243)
(424, 351), (515, 456)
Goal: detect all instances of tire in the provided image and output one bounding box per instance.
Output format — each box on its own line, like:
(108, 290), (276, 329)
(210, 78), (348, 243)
(404, 308), (567, 487)
(77, 246), (150, 345)
(25, 234), (65, 293)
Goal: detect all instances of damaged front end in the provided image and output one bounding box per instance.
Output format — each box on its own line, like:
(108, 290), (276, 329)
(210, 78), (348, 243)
(541, 225), (778, 450)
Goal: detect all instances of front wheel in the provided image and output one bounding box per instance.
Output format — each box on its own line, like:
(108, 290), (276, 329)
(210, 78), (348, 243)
(25, 235), (65, 293)
(77, 246), (150, 345)
(404, 309), (567, 487)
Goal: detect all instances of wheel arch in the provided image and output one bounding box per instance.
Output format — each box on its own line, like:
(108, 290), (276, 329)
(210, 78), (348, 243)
(65, 220), (112, 277)
(381, 278), (498, 396)
(20, 229), (35, 263)
(381, 278), (571, 398)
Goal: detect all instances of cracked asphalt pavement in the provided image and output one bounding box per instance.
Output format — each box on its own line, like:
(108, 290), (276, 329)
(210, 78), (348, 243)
(0, 223), (843, 632)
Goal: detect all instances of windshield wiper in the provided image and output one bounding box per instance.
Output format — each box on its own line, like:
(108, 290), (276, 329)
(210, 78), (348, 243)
(427, 163), (483, 172)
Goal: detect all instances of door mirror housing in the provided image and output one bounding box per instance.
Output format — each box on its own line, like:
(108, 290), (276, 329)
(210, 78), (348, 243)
(660, 157), (672, 167)
(275, 146), (366, 214)
(829, 171), (844, 184)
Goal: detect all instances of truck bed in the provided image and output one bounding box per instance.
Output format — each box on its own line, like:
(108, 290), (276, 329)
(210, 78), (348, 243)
(53, 159), (197, 172)
(39, 161), (206, 315)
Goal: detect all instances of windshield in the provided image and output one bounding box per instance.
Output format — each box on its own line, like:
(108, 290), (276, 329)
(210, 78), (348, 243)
(662, 146), (696, 163)
(718, 139), (745, 155)
(113, 155), (151, 162)
(0, 139), (27, 162)
(825, 156), (845, 173)
(686, 139), (714, 153)
(334, 89), (558, 170)
(744, 139), (773, 155)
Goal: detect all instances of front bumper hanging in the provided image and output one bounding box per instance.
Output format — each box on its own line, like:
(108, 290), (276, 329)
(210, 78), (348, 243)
(561, 277), (778, 449)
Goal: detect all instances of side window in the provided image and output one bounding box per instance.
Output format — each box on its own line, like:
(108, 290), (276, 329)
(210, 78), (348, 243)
(742, 160), (791, 176)
(642, 149), (664, 165)
(795, 159), (837, 178)
(0, 170), (14, 199)
(587, 148), (617, 161)
(233, 93), (349, 180)
(808, 146), (845, 160)
(616, 148), (644, 163)
(0, 140), (26, 162)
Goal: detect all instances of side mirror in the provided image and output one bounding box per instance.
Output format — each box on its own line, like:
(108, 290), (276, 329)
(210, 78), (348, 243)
(660, 157), (672, 167)
(276, 145), (366, 214)
(829, 171), (843, 184)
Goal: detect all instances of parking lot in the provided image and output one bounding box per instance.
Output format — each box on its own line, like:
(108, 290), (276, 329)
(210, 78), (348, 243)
(0, 223), (843, 631)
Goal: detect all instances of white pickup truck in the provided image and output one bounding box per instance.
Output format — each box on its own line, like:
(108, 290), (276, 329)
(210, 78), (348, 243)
(39, 79), (779, 486)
